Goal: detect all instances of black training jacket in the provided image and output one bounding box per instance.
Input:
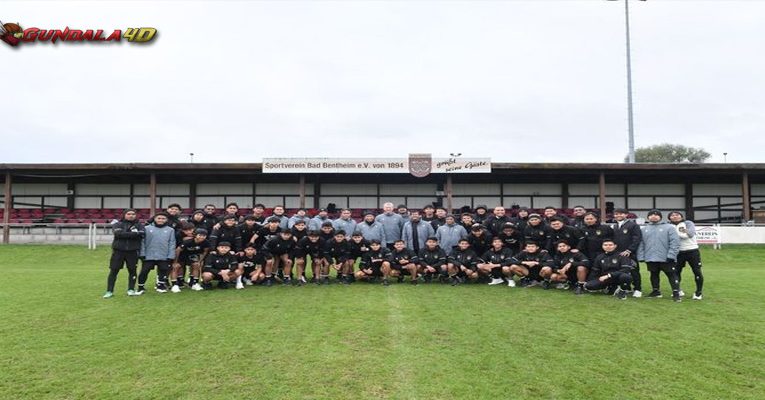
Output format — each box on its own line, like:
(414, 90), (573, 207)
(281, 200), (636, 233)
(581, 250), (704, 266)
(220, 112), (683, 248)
(111, 219), (145, 251)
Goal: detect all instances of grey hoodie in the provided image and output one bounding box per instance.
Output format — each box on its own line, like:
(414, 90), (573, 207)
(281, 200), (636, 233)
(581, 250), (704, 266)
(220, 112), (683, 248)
(637, 221), (680, 262)
(140, 223), (176, 260)
(355, 220), (387, 247)
(436, 223), (468, 256)
(375, 212), (405, 242)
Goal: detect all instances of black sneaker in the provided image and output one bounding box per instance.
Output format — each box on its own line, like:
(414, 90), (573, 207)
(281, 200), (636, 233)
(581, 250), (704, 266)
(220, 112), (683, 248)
(542, 280), (551, 290)
(322, 277), (330, 285)
(202, 283), (213, 290)
(382, 278), (389, 286)
(397, 276), (404, 283)
(672, 292), (682, 303)
(264, 279), (273, 287)
(424, 274), (432, 283)
(309, 277), (317, 284)
(615, 288), (628, 300)
(410, 279), (418, 285)
(283, 277), (292, 286)
(217, 281), (229, 289)
(574, 285), (583, 295)
(647, 290), (663, 298)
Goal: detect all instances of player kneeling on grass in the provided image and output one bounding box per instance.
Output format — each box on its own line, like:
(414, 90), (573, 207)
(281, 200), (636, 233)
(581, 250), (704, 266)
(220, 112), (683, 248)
(104, 209), (145, 298)
(389, 240), (419, 285)
(264, 230), (296, 286)
(238, 244), (270, 286)
(507, 241), (553, 288)
(478, 237), (514, 286)
(171, 228), (211, 292)
(584, 239), (635, 300)
(324, 230), (353, 285)
(355, 240), (393, 285)
(202, 241), (242, 289)
(447, 238), (479, 285)
(294, 230), (327, 285)
(418, 237), (447, 283)
(544, 240), (590, 293)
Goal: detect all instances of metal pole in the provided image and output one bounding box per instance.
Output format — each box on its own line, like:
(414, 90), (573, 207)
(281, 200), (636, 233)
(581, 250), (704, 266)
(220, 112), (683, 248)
(599, 172), (607, 221)
(445, 175), (453, 213)
(625, 0), (636, 163)
(742, 172), (751, 222)
(298, 175), (306, 209)
(3, 172), (11, 244)
(149, 172), (157, 215)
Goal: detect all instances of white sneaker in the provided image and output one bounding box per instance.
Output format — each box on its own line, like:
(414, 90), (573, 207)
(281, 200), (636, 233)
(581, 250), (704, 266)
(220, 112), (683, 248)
(555, 283), (566, 289)
(171, 285), (181, 293)
(135, 289), (145, 296)
(156, 287), (168, 293)
(507, 279), (516, 287)
(679, 290), (685, 297)
(236, 282), (245, 290)
(127, 289), (138, 296)
(692, 293), (703, 300)
(632, 290), (642, 298)
(244, 278), (254, 286)
(191, 283), (203, 291)
(488, 278), (504, 285)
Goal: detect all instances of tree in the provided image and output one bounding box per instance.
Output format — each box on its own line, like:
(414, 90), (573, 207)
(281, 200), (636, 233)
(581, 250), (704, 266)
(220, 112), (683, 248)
(625, 144), (711, 163)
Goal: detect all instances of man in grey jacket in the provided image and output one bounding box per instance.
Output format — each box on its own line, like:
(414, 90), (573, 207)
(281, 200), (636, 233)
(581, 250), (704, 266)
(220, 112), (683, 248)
(137, 212), (177, 294)
(356, 211), (387, 247)
(401, 210), (435, 254)
(436, 215), (468, 256)
(332, 208), (357, 237)
(637, 210), (681, 302)
(376, 202), (405, 249)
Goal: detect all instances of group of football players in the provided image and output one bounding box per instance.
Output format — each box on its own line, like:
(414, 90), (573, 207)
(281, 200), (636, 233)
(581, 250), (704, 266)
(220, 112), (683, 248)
(104, 201), (704, 302)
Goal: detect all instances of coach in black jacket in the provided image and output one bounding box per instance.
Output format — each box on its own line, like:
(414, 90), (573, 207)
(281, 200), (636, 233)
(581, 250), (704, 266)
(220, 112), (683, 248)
(610, 208), (643, 295)
(104, 209), (145, 297)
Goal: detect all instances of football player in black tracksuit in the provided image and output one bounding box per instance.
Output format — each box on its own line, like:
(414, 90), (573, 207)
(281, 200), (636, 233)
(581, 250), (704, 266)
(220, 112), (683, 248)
(264, 230), (296, 285)
(201, 241), (241, 290)
(418, 237), (447, 283)
(571, 206), (587, 230)
(389, 240), (419, 285)
(545, 240), (590, 294)
(584, 239), (636, 300)
(252, 217), (282, 249)
(291, 220), (308, 242)
(239, 215), (261, 249)
(238, 243), (271, 286)
(355, 240), (393, 285)
(319, 221), (336, 242)
(209, 215), (243, 254)
(189, 210), (207, 230)
(497, 222), (524, 255)
(483, 206), (512, 236)
(473, 205), (489, 225)
(546, 216), (585, 253)
(172, 228), (211, 292)
(579, 212), (614, 262)
(201, 204), (219, 231)
(459, 213), (476, 232)
(523, 214), (550, 249)
(467, 225), (493, 256)
(324, 230), (352, 284)
(104, 209), (145, 298)
(293, 230), (326, 285)
(447, 238), (479, 285)
(610, 208), (643, 296)
(478, 237), (515, 286)
(508, 241), (554, 288)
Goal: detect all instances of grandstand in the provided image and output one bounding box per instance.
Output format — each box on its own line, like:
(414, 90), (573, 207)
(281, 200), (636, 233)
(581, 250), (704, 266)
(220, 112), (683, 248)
(2, 162), (764, 242)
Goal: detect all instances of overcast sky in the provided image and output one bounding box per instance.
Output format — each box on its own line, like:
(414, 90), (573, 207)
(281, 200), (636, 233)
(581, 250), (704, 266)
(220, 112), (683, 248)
(3, 0), (764, 164)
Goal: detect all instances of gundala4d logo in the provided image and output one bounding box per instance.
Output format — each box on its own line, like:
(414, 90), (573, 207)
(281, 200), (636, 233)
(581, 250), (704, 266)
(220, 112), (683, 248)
(1, 19), (157, 47)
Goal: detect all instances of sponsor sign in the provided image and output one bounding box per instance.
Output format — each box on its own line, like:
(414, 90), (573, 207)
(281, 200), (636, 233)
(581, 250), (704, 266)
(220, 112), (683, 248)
(695, 225), (721, 244)
(263, 155), (491, 177)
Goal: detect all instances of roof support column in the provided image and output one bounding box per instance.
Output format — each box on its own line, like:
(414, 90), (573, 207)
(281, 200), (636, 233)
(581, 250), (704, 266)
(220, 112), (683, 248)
(3, 172), (11, 244)
(149, 172), (157, 215)
(742, 171), (751, 221)
(599, 172), (607, 221)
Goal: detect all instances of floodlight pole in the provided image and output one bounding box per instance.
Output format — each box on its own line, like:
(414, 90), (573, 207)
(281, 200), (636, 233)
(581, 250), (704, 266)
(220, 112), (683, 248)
(624, 0), (636, 163)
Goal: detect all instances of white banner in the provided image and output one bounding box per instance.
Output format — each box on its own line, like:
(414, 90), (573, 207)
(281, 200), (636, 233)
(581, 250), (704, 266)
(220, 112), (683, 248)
(262, 156), (491, 175)
(695, 225), (721, 244)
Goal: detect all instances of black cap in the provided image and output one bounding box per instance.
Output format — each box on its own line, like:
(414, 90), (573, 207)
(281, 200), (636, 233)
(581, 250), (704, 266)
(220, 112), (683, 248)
(217, 241), (232, 247)
(397, 204), (407, 209)
(363, 210), (375, 216)
(503, 222), (517, 229)
(528, 213), (542, 220)
(244, 243), (257, 249)
(194, 228), (208, 235)
(154, 211), (170, 218)
(475, 205), (488, 211)
(614, 208), (628, 214)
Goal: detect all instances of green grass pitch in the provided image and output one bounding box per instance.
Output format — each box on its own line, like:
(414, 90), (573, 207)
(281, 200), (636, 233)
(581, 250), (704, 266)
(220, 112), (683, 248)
(1, 245), (763, 399)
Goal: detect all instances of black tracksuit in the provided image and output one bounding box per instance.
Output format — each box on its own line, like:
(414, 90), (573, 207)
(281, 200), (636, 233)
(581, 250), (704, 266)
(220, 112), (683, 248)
(348, 239), (371, 260)
(360, 247), (392, 276)
(523, 223), (550, 249)
(203, 251), (239, 278)
(510, 250), (553, 281)
(325, 239), (351, 264)
(239, 223), (260, 247)
(498, 230), (524, 255)
(552, 251), (590, 283)
(449, 248), (479, 271)
(264, 237), (296, 257)
(580, 224), (614, 260)
(390, 249), (419, 271)
(177, 238), (211, 264)
(484, 215), (512, 236)
(547, 225), (585, 252)
(294, 237), (326, 260)
(107, 218), (145, 292)
(467, 231), (493, 256)
(238, 252), (270, 275)
(585, 251), (635, 291)
(418, 246), (447, 277)
(210, 225), (243, 253)
(480, 247), (515, 279)
(254, 226), (281, 249)
(611, 219), (643, 290)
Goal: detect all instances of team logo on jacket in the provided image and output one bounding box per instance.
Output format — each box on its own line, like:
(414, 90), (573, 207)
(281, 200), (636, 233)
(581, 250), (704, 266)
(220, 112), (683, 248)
(623, 229), (628, 234)
(408, 153), (432, 178)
